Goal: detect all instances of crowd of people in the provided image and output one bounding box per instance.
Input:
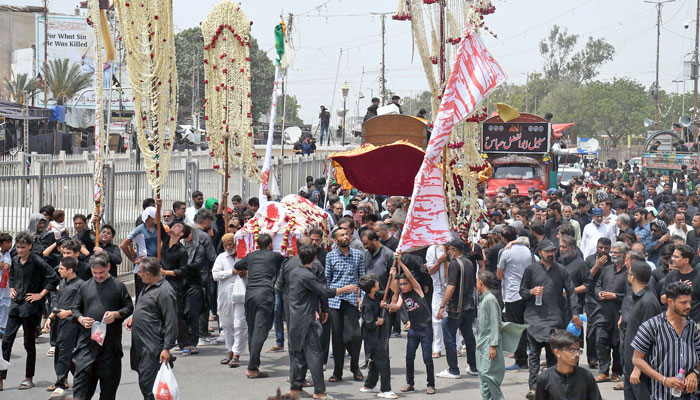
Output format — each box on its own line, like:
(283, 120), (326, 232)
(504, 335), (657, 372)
(2, 160), (700, 399)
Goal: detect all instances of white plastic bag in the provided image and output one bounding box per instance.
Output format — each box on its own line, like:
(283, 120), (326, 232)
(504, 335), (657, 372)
(230, 275), (246, 304)
(152, 362), (179, 400)
(91, 318), (107, 346)
(0, 355), (10, 370)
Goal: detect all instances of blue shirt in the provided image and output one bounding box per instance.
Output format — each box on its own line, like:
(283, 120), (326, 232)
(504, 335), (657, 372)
(127, 224), (159, 273)
(635, 223), (652, 250)
(325, 248), (365, 309)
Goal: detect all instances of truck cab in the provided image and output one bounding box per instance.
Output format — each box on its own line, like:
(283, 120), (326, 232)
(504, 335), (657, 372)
(487, 155), (545, 196)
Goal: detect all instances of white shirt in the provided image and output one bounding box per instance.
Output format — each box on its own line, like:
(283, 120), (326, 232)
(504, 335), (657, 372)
(580, 222), (609, 259)
(212, 252), (247, 325)
(602, 212), (618, 240)
(0, 249), (11, 297)
(668, 224), (688, 242)
(497, 244), (532, 303)
(185, 206), (202, 223)
(426, 245), (447, 295)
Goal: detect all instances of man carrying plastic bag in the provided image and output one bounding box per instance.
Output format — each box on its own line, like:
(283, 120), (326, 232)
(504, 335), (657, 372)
(126, 257), (178, 400)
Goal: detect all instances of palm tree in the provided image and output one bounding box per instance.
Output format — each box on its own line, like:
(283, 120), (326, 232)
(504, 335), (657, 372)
(43, 58), (92, 105)
(4, 73), (38, 105)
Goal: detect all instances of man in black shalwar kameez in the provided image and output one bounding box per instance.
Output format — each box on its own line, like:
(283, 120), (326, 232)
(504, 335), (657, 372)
(288, 245), (357, 399)
(72, 253), (134, 400)
(127, 257), (178, 400)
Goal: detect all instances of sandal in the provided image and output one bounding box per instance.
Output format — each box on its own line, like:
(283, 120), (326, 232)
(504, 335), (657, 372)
(18, 380), (35, 390)
(328, 375), (342, 383)
(47, 385), (57, 391)
(432, 352), (442, 359)
(181, 349), (191, 357)
(221, 355), (233, 365)
(400, 385), (414, 392)
(353, 371), (363, 381)
(190, 347), (199, 355)
(229, 357), (240, 368)
(246, 371), (269, 379)
(426, 386), (436, 395)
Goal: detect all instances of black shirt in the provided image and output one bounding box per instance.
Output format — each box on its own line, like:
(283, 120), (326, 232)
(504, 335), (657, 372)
(485, 242), (505, 290)
(623, 287), (661, 375)
(361, 292), (385, 350)
(9, 253), (58, 317)
(662, 268), (700, 323)
(287, 265), (336, 352)
(131, 278), (178, 371)
(535, 366), (602, 400)
(235, 249), (285, 301)
(54, 277), (84, 317)
(594, 264), (627, 328)
(560, 254), (590, 315)
(446, 256), (475, 313)
(400, 289), (431, 328)
(380, 236), (399, 252)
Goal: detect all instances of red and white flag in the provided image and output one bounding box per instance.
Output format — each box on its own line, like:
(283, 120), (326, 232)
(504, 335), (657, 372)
(398, 25), (506, 252)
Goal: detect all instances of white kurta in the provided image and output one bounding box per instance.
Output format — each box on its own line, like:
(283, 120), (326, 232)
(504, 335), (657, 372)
(212, 252), (248, 354)
(580, 222), (609, 259)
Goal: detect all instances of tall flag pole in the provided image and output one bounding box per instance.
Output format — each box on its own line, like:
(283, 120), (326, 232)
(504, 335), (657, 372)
(259, 22), (287, 206)
(398, 24), (506, 252)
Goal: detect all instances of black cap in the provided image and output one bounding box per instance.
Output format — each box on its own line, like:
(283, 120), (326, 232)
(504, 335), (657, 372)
(447, 238), (465, 252)
(536, 239), (556, 252)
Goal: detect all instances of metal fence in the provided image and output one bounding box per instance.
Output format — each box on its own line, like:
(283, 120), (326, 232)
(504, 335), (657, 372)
(0, 150), (327, 275)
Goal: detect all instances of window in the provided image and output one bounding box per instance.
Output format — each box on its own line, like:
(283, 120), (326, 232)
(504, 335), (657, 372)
(493, 165), (537, 179)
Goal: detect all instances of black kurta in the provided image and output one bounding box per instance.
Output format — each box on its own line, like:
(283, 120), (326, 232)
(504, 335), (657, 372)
(71, 276), (134, 374)
(9, 253), (58, 317)
(560, 254), (591, 315)
(54, 277), (83, 341)
(623, 286), (661, 399)
(594, 264), (627, 329)
(287, 265), (337, 353)
(519, 261), (578, 343)
(535, 366), (602, 400)
(276, 255), (328, 321)
(234, 249), (284, 302)
(130, 278), (178, 372)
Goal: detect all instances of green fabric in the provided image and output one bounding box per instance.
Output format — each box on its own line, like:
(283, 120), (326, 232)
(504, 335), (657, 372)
(204, 197), (218, 210)
(476, 291), (505, 400)
(274, 23), (285, 66)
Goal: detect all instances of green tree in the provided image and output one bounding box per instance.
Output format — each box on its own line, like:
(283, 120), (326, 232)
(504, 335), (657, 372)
(401, 91), (433, 118)
(43, 58), (91, 105)
(174, 27), (205, 123)
(537, 80), (580, 124)
(4, 72), (38, 105)
(276, 94), (303, 125)
(539, 25), (614, 84)
(174, 29), (275, 125)
(574, 78), (654, 144)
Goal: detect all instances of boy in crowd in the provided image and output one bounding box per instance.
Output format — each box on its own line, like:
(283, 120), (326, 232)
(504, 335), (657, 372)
(44, 257), (83, 397)
(386, 258), (435, 395)
(359, 273), (393, 398)
(535, 330), (602, 400)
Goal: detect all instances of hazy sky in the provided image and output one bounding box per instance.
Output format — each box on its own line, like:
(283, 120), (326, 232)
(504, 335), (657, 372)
(8, 0), (699, 123)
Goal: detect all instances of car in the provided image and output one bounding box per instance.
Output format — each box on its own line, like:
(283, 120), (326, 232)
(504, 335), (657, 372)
(557, 166), (583, 186)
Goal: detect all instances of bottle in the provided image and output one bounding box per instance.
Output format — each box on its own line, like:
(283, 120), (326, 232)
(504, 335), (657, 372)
(535, 290), (542, 306)
(672, 369), (685, 397)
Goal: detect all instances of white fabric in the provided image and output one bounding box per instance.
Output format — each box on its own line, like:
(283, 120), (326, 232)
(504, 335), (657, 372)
(580, 222), (609, 259)
(212, 252), (248, 355)
(669, 224), (688, 242)
(184, 206), (201, 224)
(142, 206), (156, 223)
(0, 250), (11, 299)
(602, 213), (618, 241)
(426, 244), (446, 353)
(497, 244), (532, 303)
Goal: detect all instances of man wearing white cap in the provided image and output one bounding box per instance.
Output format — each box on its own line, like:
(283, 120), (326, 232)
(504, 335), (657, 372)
(120, 206), (161, 299)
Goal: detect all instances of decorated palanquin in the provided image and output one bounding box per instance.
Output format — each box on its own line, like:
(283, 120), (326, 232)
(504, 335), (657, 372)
(234, 194), (332, 258)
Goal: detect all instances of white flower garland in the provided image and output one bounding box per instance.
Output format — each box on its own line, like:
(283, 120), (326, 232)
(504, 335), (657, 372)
(114, 0), (178, 192)
(87, 0), (105, 206)
(202, 1), (259, 180)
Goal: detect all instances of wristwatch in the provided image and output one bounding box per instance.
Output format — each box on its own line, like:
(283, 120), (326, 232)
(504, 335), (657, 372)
(693, 368), (700, 376)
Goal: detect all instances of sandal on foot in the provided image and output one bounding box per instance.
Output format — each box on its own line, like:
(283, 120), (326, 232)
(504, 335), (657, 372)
(401, 385), (414, 392)
(246, 371), (269, 379)
(353, 371), (363, 381)
(432, 352), (442, 359)
(18, 380), (35, 390)
(426, 386), (436, 395)
(47, 385), (57, 391)
(229, 358), (240, 368)
(189, 347), (199, 355)
(328, 375), (342, 383)
(221, 355), (233, 365)
(181, 349), (191, 356)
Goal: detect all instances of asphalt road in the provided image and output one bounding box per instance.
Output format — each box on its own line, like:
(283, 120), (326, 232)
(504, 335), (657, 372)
(3, 325), (622, 399)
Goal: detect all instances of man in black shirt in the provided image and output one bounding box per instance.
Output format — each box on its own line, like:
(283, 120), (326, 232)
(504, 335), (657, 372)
(535, 330), (602, 400)
(234, 233), (284, 378)
(0, 232), (58, 390)
(623, 261), (661, 400)
(45, 257), (83, 397)
(520, 239), (581, 399)
(373, 222), (399, 252)
(558, 235), (590, 339)
(436, 238), (477, 379)
(594, 241), (628, 383)
(484, 225), (505, 308)
(584, 238), (613, 369)
(72, 253), (134, 399)
(662, 244), (700, 323)
(544, 201), (563, 246)
(126, 257), (178, 400)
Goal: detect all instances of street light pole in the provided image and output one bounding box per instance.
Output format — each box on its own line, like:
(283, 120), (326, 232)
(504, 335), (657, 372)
(694, 0), (700, 142)
(341, 82), (349, 146)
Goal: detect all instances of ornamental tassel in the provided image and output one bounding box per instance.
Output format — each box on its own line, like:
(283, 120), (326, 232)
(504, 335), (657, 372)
(98, 0), (115, 62)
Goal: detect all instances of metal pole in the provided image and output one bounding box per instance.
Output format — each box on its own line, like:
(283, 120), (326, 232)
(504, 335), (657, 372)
(43, 0), (48, 109)
(342, 96), (347, 146)
(645, 0), (676, 128)
(694, 0), (700, 143)
(381, 14), (386, 105)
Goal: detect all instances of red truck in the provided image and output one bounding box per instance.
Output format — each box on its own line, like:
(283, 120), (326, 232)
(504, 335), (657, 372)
(481, 113), (551, 196)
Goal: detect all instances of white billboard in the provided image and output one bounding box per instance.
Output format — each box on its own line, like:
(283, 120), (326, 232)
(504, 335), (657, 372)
(35, 14), (133, 110)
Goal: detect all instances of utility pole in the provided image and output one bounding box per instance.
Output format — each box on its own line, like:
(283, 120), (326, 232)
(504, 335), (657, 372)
(694, 0), (700, 143)
(371, 12), (392, 106)
(646, 0), (675, 129)
(43, 0), (48, 109)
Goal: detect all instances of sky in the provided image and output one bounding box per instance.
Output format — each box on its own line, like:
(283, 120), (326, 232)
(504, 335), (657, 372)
(7, 0), (700, 124)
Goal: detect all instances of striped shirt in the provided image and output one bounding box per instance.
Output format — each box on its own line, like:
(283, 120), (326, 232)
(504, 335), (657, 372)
(325, 247), (365, 309)
(631, 312), (700, 400)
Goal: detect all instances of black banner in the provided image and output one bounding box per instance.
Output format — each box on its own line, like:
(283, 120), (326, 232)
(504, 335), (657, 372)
(482, 122), (550, 153)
